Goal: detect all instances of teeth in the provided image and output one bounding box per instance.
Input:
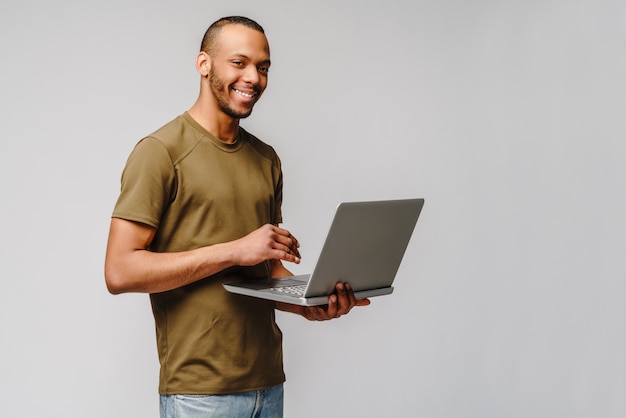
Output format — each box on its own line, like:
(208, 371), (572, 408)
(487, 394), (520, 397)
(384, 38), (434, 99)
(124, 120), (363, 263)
(234, 89), (255, 98)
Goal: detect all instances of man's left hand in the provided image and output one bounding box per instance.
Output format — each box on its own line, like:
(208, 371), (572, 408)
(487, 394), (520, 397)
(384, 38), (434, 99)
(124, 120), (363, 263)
(276, 282), (370, 321)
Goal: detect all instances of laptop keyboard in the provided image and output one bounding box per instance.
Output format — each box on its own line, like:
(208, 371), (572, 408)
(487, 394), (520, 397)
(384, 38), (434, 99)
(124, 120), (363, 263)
(268, 284), (307, 297)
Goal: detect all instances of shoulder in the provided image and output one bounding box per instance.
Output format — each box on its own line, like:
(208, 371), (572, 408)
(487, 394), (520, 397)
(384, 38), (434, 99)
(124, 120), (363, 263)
(240, 128), (281, 166)
(142, 114), (204, 163)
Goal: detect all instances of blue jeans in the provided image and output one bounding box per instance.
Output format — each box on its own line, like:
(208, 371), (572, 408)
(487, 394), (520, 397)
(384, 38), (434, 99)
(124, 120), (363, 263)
(159, 384), (284, 418)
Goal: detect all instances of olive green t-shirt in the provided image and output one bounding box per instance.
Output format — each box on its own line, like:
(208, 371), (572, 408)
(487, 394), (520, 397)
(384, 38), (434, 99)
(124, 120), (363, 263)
(112, 112), (285, 394)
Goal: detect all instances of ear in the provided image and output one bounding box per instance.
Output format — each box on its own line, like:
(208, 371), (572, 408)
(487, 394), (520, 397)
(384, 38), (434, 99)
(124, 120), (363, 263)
(196, 51), (211, 77)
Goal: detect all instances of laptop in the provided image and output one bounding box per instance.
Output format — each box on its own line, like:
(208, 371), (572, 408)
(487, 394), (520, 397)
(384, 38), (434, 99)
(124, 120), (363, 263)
(223, 198), (424, 306)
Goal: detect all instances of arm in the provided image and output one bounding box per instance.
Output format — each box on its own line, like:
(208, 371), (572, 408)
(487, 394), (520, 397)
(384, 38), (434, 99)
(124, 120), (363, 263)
(104, 218), (301, 294)
(271, 259), (371, 321)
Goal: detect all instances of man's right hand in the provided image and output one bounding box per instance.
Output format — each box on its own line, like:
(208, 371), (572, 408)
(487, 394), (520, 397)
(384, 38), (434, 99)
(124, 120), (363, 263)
(232, 224), (301, 266)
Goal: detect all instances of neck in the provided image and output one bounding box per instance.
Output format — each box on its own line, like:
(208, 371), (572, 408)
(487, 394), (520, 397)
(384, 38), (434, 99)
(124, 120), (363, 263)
(188, 97), (240, 143)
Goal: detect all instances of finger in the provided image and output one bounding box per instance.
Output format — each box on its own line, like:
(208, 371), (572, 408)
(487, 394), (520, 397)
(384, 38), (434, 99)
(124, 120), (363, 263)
(286, 234), (300, 258)
(272, 226), (297, 246)
(290, 238), (301, 259)
(343, 282), (358, 308)
(271, 225), (290, 236)
(289, 233), (300, 251)
(324, 294), (339, 318)
(269, 236), (298, 259)
(306, 306), (325, 321)
(334, 283), (354, 315)
(315, 306), (328, 321)
(272, 232), (300, 257)
(307, 299), (335, 321)
(274, 242), (291, 255)
(274, 249), (300, 264)
(285, 237), (300, 258)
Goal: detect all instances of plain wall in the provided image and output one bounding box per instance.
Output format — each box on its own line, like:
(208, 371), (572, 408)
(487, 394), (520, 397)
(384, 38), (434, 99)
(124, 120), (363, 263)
(1, 0), (625, 417)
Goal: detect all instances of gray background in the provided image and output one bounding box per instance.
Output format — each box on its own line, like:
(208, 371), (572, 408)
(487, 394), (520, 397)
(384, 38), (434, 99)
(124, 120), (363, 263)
(1, 0), (625, 417)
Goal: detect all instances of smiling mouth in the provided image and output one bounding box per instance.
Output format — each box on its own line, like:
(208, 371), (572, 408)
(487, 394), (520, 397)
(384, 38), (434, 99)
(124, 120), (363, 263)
(233, 88), (257, 99)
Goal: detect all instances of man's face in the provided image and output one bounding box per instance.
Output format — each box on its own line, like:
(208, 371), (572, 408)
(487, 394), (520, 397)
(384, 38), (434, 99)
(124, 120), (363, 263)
(208, 24), (271, 119)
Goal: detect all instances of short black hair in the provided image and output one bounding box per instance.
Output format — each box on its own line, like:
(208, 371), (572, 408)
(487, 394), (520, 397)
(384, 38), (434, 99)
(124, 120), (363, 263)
(200, 16), (265, 54)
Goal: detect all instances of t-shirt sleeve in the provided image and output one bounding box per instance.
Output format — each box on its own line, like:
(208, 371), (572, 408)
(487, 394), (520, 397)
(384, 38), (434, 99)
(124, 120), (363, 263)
(273, 154), (283, 225)
(112, 137), (176, 229)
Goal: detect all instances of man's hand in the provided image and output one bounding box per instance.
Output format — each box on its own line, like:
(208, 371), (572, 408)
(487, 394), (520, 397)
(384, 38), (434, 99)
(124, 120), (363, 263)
(276, 282), (370, 321)
(233, 224), (301, 266)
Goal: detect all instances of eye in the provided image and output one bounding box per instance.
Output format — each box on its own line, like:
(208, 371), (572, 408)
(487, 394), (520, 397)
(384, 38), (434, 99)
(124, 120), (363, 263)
(232, 60), (244, 66)
(258, 66), (270, 74)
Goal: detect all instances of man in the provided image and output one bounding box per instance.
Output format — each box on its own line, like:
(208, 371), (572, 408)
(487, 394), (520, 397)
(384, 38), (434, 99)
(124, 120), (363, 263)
(105, 16), (369, 418)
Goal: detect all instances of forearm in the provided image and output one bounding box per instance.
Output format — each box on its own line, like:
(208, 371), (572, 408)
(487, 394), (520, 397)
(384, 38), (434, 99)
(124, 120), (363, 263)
(275, 300), (306, 316)
(105, 241), (236, 294)
(105, 219), (301, 295)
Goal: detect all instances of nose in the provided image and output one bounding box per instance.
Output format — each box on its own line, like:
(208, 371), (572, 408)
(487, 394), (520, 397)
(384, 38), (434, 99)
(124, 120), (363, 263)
(242, 64), (261, 85)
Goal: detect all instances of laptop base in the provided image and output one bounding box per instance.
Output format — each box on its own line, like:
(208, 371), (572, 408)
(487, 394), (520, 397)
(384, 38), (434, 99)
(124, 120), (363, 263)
(223, 277), (393, 306)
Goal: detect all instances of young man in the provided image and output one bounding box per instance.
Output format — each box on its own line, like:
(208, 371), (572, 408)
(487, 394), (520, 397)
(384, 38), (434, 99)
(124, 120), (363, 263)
(105, 16), (369, 418)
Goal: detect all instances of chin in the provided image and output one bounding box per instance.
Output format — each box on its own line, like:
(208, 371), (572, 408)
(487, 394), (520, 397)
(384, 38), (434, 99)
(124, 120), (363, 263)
(223, 104), (254, 119)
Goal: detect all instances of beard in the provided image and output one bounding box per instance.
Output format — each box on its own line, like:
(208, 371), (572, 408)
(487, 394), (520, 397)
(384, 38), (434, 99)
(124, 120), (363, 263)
(209, 67), (255, 119)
